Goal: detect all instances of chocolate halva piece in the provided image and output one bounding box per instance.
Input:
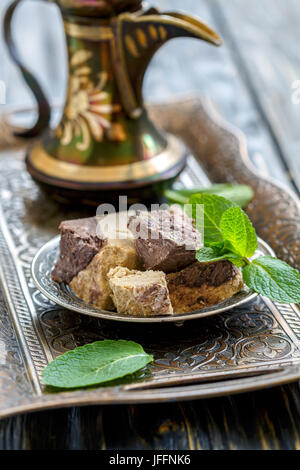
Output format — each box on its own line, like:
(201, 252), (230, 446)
(51, 217), (102, 284)
(108, 267), (173, 317)
(167, 260), (244, 314)
(127, 207), (202, 273)
(69, 239), (141, 310)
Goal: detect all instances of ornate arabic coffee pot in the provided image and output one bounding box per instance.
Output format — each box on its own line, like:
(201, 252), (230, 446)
(4, 0), (221, 203)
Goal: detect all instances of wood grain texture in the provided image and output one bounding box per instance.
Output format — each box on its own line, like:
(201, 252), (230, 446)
(148, 0), (293, 188)
(1, 384), (300, 449)
(0, 0), (300, 450)
(210, 0), (300, 193)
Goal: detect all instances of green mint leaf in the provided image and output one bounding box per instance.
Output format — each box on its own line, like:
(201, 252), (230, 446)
(163, 184), (253, 208)
(208, 184), (254, 208)
(163, 189), (190, 205)
(42, 340), (153, 389)
(204, 240), (225, 251)
(228, 257), (246, 268)
(187, 193), (236, 245)
(220, 206), (257, 258)
(196, 246), (244, 265)
(196, 246), (223, 262)
(243, 256), (300, 303)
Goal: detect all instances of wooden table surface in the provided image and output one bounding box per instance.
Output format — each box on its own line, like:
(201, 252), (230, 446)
(0, 0), (300, 450)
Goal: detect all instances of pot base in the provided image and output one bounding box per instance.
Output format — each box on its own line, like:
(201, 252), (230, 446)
(25, 133), (187, 206)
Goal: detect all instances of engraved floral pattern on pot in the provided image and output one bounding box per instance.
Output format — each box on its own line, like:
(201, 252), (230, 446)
(57, 49), (125, 151)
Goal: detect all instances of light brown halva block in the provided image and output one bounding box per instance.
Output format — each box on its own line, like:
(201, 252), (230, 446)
(70, 239), (141, 310)
(108, 267), (174, 317)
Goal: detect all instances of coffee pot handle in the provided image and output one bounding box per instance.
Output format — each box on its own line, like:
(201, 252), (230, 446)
(3, 0), (51, 138)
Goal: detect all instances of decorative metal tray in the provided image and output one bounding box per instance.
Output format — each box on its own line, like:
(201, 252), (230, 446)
(0, 97), (300, 419)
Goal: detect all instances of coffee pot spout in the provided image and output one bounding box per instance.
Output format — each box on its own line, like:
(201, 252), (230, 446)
(113, 9), (221, 117)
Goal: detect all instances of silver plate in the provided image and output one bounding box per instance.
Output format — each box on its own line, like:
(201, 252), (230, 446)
(31, 235), (273, 323)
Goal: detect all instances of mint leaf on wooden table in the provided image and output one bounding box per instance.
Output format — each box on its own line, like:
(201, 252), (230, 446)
(187, 193), (236, 246)
(164, 184), (254, 208)
(220, 206), (257, 258)
(243, 256), (300, 303)
(42, 340), (153, 389)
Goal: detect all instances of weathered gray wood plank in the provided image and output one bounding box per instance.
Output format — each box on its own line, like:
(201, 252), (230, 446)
(148, 0), (293, 188)
(210, 0), (300, 192)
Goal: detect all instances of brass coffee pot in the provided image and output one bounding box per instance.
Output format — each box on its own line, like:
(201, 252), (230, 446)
(4, 0), (221, 203)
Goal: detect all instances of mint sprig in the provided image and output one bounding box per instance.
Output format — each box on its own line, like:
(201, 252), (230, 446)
(189, 194), (300, 304)
(42, 340), (153, 389)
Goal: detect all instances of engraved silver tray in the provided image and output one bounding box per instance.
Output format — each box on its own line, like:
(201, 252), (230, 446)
(1, 97), (300, 418)
(32, 236), (273, 323)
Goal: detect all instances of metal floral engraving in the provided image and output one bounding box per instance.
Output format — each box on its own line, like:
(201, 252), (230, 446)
(57, 50), (125, 152)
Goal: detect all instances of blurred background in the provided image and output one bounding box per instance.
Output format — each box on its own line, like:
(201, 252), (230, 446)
(0, 0), (299, 192)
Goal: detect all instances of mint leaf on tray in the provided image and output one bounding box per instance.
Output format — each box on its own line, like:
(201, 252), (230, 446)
(163, 183), (254, 208)
(42, 340), (153, 389)
(243, 256), (300, 303)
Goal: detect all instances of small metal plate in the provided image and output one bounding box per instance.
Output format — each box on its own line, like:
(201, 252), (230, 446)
(31, 236), (273, 323)
(0, 97), (300, 418)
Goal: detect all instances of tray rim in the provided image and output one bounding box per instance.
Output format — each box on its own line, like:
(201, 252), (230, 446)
(1, 362), (300, 420)
(31, 235), (275, 323)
